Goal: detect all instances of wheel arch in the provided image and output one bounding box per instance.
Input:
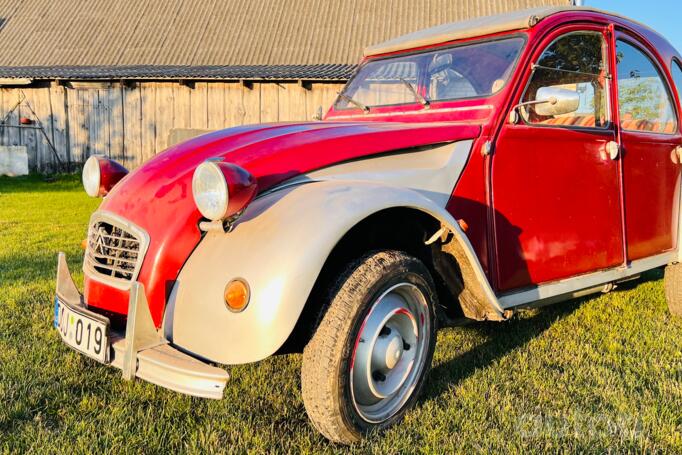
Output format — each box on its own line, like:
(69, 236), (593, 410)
(168, 180), (505, 365)
(280, 205), (508, 353)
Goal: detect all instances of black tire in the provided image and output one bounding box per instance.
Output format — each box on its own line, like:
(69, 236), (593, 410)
(664, 263), (682, 317)
(301, 250), (437, 444)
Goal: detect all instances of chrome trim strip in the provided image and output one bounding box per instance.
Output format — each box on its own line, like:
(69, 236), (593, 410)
(498, 251), (675, 309)
(83, 210), (150, 291)
(329, 104), (493, 120)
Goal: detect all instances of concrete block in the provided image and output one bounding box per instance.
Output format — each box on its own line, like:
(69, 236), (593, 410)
(0, 145), (29, 176)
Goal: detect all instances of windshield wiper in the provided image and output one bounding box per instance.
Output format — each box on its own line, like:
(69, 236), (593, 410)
(337, 92), (369, 113)
(400, 78), (430, 108)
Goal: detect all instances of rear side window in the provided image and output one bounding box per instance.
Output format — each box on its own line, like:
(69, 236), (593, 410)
(672, 59), (682, 99)
(616, 40), (677, 134)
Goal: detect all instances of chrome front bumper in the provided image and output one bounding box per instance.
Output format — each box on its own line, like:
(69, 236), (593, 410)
(55, 252), (229, 399)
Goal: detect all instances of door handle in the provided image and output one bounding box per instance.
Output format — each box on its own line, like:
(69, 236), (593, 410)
(671, 146), (682, 164)
(606, 141), (619, 160)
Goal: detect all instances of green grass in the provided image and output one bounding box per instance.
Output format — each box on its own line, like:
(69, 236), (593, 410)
(1, 175), (681, 454)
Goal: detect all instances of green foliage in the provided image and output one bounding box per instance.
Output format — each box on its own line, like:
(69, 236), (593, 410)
(1, 176), (681, 453)
(618, 79), (661, 120)
(538, 33), (603, 75)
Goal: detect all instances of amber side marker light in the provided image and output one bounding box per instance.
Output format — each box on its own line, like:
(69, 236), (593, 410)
(224, 279), (250, 312)
(457, 218), (469, 232)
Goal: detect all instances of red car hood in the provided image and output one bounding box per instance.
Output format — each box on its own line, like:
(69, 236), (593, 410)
(85, 121), (481, 325)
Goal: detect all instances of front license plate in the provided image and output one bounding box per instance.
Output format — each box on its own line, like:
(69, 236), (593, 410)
(55, 298), (109, 363)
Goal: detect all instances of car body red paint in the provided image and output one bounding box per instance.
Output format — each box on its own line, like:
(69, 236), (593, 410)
(83, 9), (682, 322)
(86, 121), (480, 324)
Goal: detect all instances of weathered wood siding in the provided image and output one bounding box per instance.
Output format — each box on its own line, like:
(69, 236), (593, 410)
(0, 81), (344, 172)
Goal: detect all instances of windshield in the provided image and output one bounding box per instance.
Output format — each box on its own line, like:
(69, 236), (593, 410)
(335, 37), (525, 110)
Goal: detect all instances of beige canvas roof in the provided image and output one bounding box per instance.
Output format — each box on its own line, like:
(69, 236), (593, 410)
(364, 6), (634, 57)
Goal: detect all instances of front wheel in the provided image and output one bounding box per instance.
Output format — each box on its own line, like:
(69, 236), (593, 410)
(301, 250), (437, 444)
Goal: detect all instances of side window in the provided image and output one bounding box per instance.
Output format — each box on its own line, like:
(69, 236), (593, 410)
(522, 32), (609, 128)
(616, 40), (677, 134)
(671, 59), (682, 104)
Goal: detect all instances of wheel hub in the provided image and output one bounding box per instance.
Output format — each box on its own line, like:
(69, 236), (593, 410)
(372, 328), (403, 370)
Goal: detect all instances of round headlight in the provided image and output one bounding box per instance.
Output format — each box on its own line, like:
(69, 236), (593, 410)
(82, 155), (128, 198)
(192, 161), (229, 221)
(82, 156), (101, 197)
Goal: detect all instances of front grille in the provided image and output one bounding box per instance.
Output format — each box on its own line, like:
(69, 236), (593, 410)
(85, 220), (142, 281)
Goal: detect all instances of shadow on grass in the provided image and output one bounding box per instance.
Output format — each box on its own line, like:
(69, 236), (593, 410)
(425, 266), (668, 397)
(614, 267), (663, 290)
(0, 249), (83, 284)
(421, 296), (586, 403)
(0, 174), (81, 193)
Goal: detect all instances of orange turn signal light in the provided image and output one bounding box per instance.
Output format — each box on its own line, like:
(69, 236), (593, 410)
(224, 279), (250, 312)
(81, 239), (88, 250)
(457, 219), (469, 232)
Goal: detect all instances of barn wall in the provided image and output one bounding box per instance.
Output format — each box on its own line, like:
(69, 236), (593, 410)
(0, 81), (344, 172)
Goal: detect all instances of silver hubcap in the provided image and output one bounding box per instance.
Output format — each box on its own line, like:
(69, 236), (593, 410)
(350, 282), (431, 423)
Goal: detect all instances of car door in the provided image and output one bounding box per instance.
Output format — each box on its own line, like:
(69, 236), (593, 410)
(614, 35), (682, 261)
(491, 26), (624, 292)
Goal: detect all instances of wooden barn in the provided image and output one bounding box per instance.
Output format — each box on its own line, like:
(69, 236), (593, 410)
(0, 0), (570, 172)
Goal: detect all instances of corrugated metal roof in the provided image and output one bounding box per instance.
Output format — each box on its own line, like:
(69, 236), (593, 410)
(0, 64), (355, 81)
(0, 0), (570, 79)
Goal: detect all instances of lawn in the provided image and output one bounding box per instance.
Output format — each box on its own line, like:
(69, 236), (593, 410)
(1, 174), (681, 453)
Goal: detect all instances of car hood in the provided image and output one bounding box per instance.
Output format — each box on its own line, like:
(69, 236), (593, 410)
(86, 121), (481, 324)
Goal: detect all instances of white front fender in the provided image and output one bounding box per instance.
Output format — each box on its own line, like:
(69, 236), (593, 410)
(166, 180), (503, 365)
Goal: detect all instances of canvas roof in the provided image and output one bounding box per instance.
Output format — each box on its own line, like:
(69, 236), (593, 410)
(364, 6), (642, 57)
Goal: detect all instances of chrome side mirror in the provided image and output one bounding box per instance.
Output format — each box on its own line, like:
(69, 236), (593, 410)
(533, 87), (580, 116)
(509, 86), (580, 124)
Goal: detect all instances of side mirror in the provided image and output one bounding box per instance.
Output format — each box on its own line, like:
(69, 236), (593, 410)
(533, 87), (580, 116)
(509, 86), (580, 124)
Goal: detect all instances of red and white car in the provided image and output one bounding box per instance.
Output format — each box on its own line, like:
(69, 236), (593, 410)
(55, 6), (682, 443)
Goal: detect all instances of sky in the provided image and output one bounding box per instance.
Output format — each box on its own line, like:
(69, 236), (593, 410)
(588, 0), (682, 50)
